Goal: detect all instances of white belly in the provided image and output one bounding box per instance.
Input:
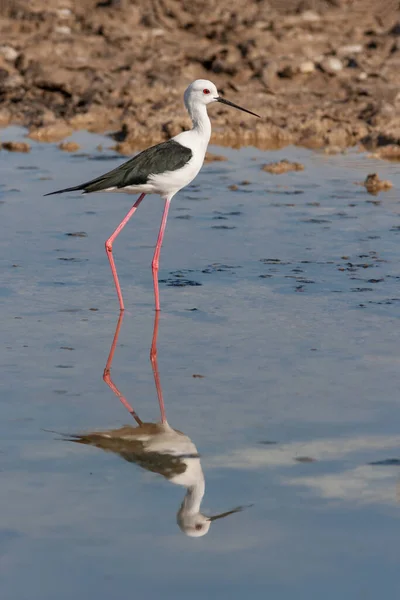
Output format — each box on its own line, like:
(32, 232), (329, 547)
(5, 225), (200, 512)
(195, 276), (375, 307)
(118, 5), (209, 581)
(147, 154), (204, 197)
(103, 130), (209, 199)
(149, 129), (209, 197)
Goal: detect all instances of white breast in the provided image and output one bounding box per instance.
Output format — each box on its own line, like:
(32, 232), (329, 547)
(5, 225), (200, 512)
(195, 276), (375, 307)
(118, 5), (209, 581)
(148, 130), (208, 198)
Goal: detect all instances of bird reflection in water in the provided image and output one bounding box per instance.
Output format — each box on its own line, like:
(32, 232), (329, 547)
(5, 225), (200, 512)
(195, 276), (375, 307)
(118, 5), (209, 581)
(62, 312), (245, 537)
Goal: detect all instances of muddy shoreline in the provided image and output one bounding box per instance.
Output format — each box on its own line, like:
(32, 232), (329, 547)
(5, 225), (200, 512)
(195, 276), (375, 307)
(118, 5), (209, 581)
(1, 1), (400, 155)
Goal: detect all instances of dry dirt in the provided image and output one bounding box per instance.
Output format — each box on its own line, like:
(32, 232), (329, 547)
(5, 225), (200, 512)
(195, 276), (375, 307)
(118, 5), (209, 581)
(1, 0), (400, 154)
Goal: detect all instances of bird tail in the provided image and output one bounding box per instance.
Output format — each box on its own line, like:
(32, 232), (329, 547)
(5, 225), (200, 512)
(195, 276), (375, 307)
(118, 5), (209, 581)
(42, 428), (85, 440)
(42, 428), (112, 447)
(44, 184), (86, 197)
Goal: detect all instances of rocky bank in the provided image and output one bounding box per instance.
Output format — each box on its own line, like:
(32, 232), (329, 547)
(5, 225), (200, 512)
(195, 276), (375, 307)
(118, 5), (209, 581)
(0, 0), (400, 155)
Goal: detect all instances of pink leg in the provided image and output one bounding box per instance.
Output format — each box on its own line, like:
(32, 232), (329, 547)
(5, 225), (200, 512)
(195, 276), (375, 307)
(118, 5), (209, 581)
(105, 193), (146, 311)
(150, 310), (167, 423)
(103, 311), (143, 425)
(152, 198), (171, 312)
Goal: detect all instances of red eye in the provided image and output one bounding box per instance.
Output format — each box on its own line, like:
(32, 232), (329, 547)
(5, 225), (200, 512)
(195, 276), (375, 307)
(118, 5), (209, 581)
(203, 89), (210, 95)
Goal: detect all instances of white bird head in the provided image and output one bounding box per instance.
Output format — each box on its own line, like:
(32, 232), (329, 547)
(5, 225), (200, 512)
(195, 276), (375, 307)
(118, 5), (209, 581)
(184, 79), (260, 117)
(177, 504), (247, 538)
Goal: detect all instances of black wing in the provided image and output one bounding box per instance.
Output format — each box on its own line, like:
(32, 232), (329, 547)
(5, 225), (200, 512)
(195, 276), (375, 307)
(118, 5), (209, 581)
(44, 140), (193, 196)
(63, 432), (190, 478)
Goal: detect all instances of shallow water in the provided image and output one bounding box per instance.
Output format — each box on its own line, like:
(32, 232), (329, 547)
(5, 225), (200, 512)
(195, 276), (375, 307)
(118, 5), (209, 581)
(2, 126), (400, 599)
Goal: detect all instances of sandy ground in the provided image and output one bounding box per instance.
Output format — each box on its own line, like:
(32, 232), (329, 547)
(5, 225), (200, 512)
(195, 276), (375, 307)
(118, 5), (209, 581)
(1, 0), (400, 153)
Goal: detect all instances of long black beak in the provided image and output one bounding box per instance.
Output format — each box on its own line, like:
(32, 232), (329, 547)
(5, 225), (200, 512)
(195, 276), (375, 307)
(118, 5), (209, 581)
(208, 504), (252, 522)
(216, 97), (261, 118)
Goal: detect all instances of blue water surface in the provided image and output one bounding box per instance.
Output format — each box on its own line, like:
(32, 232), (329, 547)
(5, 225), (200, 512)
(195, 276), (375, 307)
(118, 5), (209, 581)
(1, 126), (400, 599)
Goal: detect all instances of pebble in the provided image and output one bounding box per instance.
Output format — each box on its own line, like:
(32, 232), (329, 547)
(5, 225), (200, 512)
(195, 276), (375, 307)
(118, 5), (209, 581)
(338, 44), (363, 56)
(1, 141), (30, 153)
(28, 123), (73, 142)
(299, 60), (315, 74)
(262, 159), (304, 174)
(0, 45), (18, 62)
(56, 8), (72, 19)
(364, 173), (393, 194)
(59, 141), (80, 152)
(301, 10), (321, 22)
(320, 57), (343, 74)
(54, 26), (71, 35)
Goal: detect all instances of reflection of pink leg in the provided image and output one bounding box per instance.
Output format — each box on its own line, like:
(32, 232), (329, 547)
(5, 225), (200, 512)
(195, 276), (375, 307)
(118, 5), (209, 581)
(105, 193), (146, 311)
(150, 311), (167, 423)
(103, 311), (143, 425)
(152, 198), (171, 312)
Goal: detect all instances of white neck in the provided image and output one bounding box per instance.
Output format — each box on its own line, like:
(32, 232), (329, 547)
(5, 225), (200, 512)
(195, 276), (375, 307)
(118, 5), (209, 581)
(180, 477), (206, 515)
(187, 102), (212, 144)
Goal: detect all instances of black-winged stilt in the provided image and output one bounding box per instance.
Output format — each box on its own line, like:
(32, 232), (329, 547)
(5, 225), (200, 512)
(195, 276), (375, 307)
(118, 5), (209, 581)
(62, 421), (244, 536)
(45, 79), (260, 311)
(54, 310), (245, 536)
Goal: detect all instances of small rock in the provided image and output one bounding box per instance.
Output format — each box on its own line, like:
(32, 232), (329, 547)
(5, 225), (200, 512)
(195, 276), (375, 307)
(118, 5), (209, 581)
(228, 184), (239, 191)
(59, 141), (80, 152)
(262, 159), (304, 174)
(1, 141), (30, 153)
(320, 57), (343, 75)
(337, 44), (363, 56)
(363, 173), (393, 194)
(0, 46), (18, 62)
(56, 8), (72, 18)
(299, 60), (315, 74)
(358, 72), (368, 81)
(301, 10), (321, 22)
(54, 26), (71, 35)
(28, 123), (73, 143)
